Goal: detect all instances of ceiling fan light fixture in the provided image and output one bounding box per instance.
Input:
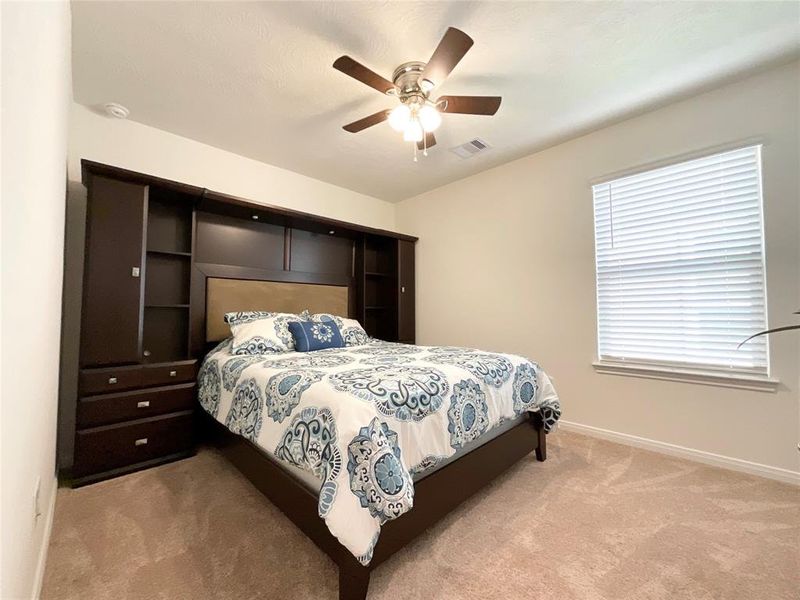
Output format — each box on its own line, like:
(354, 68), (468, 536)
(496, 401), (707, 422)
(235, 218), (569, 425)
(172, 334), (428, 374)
(335, 27), (499, 157)
(419, 104), (442, 132)
(388, 104), (411, 132)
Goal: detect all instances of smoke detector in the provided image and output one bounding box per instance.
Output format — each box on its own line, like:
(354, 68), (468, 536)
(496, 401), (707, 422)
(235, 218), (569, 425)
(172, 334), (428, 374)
(450, 138), (491, 159)
(104, 102), (130, 119)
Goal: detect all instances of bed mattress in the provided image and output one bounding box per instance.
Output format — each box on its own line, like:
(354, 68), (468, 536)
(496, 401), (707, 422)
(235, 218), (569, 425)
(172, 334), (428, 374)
(198, 339), (561, 565)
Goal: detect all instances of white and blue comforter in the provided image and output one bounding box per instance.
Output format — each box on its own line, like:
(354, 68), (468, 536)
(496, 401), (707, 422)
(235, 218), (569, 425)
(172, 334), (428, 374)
(198, 339), (560, 564)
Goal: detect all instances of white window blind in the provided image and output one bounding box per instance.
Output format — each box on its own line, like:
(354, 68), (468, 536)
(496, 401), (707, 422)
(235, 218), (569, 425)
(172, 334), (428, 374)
(592, 145), (768, 376)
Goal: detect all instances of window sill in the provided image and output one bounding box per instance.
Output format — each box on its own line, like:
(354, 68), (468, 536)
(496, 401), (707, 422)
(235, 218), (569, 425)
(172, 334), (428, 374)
(592, 360), (780, 393)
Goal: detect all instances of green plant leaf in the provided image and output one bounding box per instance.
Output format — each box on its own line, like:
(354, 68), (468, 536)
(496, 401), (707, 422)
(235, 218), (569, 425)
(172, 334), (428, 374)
(738, 325), (800, 348)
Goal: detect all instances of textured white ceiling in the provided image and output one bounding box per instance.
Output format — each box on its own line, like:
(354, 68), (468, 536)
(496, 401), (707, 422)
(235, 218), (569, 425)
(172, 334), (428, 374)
(71, 1), (799, 202)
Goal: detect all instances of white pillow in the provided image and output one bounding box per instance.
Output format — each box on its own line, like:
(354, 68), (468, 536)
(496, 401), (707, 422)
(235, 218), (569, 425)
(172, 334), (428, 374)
(224, 311), (302, 355)
(306, 312), (369, 347)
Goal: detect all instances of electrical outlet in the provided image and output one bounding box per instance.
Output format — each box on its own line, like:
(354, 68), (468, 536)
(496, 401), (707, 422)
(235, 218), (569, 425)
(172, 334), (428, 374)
(33, 477), (42, 520)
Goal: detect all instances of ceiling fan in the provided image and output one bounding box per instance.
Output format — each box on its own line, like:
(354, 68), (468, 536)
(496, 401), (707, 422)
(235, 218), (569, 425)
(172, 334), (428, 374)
(333, 27), (501, 157)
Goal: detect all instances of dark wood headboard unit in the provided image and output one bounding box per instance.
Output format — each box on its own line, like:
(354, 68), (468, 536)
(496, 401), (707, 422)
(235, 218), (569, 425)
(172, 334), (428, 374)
(59, 160), (416, 485)
(80, 159), (417, 356)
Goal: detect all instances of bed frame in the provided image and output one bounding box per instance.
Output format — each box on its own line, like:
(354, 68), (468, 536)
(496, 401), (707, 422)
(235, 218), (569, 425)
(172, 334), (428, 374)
(197, 273), (549, 599)
(203, 410), (547, 600)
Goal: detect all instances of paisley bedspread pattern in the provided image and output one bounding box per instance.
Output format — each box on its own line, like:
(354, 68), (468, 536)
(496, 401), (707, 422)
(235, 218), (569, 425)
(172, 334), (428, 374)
(198, 340), (560, 565)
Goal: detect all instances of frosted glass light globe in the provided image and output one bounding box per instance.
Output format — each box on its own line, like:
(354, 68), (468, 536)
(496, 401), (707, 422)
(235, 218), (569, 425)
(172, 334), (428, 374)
(418, 105), (442, 132)
(403, 118), (423, 142)
(388, 104), (411, 132)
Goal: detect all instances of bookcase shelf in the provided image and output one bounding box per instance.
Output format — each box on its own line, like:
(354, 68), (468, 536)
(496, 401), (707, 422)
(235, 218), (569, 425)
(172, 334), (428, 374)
(147, 249), (192, 258)
(145, 304), (190, 309)
(142, 188), (193, 363)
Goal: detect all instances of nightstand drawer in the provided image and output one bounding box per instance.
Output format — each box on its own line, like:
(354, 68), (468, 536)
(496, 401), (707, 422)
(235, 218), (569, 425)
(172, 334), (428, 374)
(141, 361), (197, 387)
(79, 366), (143, 394)
(80, 360), (197, 394)
(77, 383), (196, 428)
(74, 412), (193, 477)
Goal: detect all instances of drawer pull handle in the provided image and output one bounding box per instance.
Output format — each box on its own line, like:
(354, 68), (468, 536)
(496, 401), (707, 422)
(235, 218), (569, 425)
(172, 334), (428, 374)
(134, 438), (148, 446)
(137, 401), (150, 408)
(108, 377), (118, 384)
(169, 370), (177, 377)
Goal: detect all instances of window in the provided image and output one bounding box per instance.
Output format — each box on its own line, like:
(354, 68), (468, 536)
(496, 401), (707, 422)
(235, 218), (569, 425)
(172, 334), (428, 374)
(592, 145), (769, 381)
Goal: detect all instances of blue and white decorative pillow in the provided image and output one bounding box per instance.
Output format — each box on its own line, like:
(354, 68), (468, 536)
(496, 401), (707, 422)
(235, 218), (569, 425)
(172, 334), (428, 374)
(289, 319), (345, 352)
(225, 311), (303, 355)
(306, 313), (369, 347)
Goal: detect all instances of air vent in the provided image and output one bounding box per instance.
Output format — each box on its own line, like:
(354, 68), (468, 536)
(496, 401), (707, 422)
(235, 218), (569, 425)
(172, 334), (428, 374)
(450, 138), (492, 159)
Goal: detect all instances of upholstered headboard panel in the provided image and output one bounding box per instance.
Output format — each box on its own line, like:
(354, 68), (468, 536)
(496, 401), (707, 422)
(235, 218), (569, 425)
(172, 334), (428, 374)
(205, 277), (349, 342)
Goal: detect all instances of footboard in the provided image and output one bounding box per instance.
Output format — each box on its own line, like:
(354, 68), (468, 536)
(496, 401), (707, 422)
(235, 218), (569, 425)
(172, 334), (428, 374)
(202, 411), (547, 600)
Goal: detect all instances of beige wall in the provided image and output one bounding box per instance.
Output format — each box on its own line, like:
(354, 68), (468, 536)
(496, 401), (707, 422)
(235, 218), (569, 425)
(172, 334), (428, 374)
(397, 61), (800, 476)
(69, 103), (396, 231)
(1, 2), (72, 597)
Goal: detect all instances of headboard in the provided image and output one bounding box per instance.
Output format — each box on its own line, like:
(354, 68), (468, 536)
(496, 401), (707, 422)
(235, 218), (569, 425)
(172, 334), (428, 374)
(205, 277), (349, 342)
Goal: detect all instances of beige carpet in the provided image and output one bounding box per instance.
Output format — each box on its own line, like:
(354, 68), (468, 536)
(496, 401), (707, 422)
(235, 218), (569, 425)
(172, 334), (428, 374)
(42, 431), (799, 600)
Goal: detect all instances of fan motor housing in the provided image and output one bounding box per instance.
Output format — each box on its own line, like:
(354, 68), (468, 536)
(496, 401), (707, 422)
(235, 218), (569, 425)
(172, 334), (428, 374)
(391, 61), (428, 99)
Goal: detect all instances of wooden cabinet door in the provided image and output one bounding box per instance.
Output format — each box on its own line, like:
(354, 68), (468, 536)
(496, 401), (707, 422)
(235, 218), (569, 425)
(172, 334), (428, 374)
(398, 240), (415, 343)
(80, 176), (148, 366)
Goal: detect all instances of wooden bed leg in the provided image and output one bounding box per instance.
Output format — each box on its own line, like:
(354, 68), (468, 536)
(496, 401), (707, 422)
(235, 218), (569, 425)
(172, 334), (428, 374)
(339, 564), (371, 600)
(535, 430), (547, 462)
(533, 413), (547, 462)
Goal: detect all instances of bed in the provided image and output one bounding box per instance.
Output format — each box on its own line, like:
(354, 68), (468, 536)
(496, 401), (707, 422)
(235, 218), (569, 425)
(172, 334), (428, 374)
(197, 278), (561, 599)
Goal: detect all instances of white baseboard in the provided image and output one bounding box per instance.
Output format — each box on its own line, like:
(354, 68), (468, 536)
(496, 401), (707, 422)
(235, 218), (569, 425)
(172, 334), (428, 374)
(32, 478), (58, 599)
(558, 420), (800, 486)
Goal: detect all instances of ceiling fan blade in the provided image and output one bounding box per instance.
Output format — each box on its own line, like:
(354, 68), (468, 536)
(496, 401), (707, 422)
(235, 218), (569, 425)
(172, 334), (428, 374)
(416, 132), (437, 151)
(342, 109), (390, 133)
(420, 28), (474, 89)
(333, 56), (395, 94)
(439, 95), (502, 115)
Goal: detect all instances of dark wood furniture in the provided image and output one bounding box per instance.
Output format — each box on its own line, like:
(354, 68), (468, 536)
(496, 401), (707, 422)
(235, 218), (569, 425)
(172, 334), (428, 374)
(69, 172), (199, 485)
(58, 160), (551, 600)
(354, 236), (415, 344)
(191, 191), (417, 351)
(59, 161), (417, 485)
(205, 410), (547, 600)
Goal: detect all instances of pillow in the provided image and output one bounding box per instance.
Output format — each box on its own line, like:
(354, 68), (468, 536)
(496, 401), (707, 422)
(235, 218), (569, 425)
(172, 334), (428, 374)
(306, 312), (369, 347)
(225, 311), (302, 355)
(224, 311), (276, 327)
(288, 319), (345, 352)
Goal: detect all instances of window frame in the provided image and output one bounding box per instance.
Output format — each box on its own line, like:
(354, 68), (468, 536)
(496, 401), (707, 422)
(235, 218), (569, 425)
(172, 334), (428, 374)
(590, 144), (777, 392)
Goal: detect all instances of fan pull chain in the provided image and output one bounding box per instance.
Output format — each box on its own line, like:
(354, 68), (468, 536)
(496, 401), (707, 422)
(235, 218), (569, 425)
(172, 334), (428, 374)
(413, 143), (418, 162)
(423, 133), (428, 157)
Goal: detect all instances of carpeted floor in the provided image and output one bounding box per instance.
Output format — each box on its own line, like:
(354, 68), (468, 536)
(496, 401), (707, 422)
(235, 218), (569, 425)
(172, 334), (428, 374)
(41, 431), (799, 600)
